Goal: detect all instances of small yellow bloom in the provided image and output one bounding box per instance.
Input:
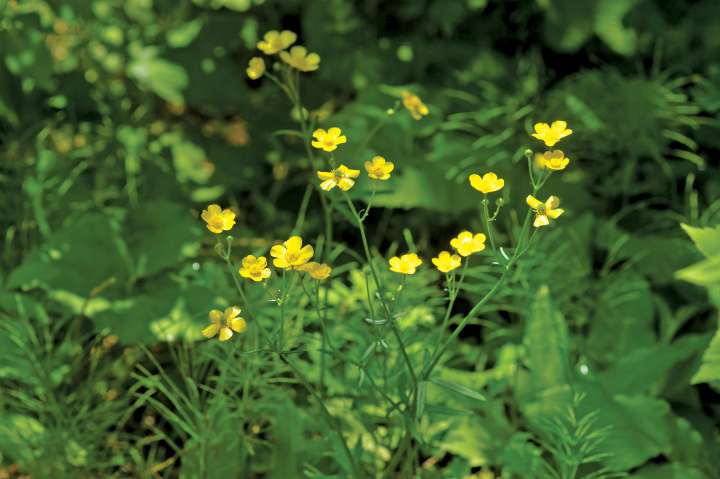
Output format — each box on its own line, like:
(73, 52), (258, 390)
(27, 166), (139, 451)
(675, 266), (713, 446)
(311, 127), (347, 152)
(200, 204), (236, 234)
(317, 164), (360, 191)
(450, 231), (486, 257)
(527, 195), (565, 227)
(401, 90), (429, 120)
(298, 261), (332, 280)
(389, 253), (423, 275)
(536, 150), (570, 171)
(279, 46), (320, 72)
(364, 156), (395, 180)
(257, 30), (297, 54)
(270, 235), (314, 269)
(202, 307), (246, 342)
(469, 172), (504, 194)
(432, 251), (462, 273)
(239, 255), (272, 282)
(531, 121), (572, 147)
(246, 57), (265, 80)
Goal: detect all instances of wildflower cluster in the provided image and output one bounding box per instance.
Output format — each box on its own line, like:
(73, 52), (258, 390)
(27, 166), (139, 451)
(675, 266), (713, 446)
(246, 29), (321, 83)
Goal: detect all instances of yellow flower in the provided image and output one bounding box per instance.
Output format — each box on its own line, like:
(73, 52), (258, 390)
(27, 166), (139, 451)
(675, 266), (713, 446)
(200, 204), (236, 234)
(239, 255), (272, 282)
(401, 90), (429, 120)
(257, 30), (297, 54)
(432, 251), (462, 273)
(364, 155), (395, 180)
(311, 127), (347, 152)
(246, 57), (265, 80)
(469, 172), (504, 194)
(389, 253), (423, 275)
(270, 235), (314, 269)
(298, 261), (332, 280)
(279, 46), (320, 72)
(526, 195), (565, 227)
(531, 121), (573, 147)
(450, 231), (486, 257)
(317, 164), (360, 191)
(536, 150), (570, 171)
(202, 307), (246, 342)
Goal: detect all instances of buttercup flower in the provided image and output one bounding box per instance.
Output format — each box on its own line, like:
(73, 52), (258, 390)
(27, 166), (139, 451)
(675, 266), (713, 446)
(432, 251), (462, 273)
(257, 30), (296, 54)
(201, 204), (236, 234)
(317, 164), (360, 191)
(298, 262), (332, 280)
(202, 307), (246, 342)
(401, 90), (429, 120)
(450, 231), (486, 257)
(365, 156), (394, 180)
(311, 127), (347, 152)
(279, 46), (320, 72)
(246, 57), (265, 80)
(469, 172), (504, 194)
(389, 253), (423, 275)
(239, 255), (272, 282)
(537, 150), (570, 171)
(270, 235), (314, 269)
(527, 195), (565, 227)
(531, 121), (572, 147)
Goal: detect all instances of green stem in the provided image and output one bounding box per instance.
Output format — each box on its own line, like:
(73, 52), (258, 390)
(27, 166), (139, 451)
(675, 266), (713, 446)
(280, 353), (364, 477)
(342, 192), (418, 389)
(481, 197), (497, 251)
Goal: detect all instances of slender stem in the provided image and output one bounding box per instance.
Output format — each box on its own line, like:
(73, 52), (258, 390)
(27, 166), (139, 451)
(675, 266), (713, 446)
(280, 353), (364, 477)
(342, 192), (418, 389)
(481, 197), (497, 251)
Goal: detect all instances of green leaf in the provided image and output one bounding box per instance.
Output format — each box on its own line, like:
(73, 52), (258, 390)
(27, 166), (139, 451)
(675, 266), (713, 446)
(7, 213), (129, 296)
(691, 328), (720, 385)
(166, 18), (205, 48)
(681, 223), (720, 258)
(128, 46), (189, 104)
(676, 255), (720, 287)
(588, 274), (655, 363)
(125, 201), (202, 278)
(429, 376), (486, 401)
(172, 140), (214, 184)
(577, 379), (673, 471)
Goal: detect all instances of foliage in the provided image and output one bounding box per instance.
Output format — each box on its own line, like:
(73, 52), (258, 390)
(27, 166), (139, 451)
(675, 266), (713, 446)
(1, 0), (720, 478)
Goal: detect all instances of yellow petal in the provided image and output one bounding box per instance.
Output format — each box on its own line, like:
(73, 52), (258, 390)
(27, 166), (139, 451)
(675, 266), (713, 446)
(229, 317), (247, 333)
(218, 327), (233, 342)
(533, 215), (549, 227)
(337, 178), (355, 191)
(270, 244), (286, 258)
(317, 171), (334, 180)
(320, 179), (337, 190)
(526, 195), (542, 209)
(298, 244), (314, 263)
(548, 208), (565, 219)
(285, 235), (303, 252)
(202, 323), (220, 338)
(209, 309), (223, 321)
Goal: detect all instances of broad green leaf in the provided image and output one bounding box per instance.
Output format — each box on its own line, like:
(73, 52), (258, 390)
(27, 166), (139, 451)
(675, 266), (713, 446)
(691, 328), (720, 385)
(681, 223), (720, 258)
(7, 213), (129, 296)
(676, 255), (720, 287)
(125, 200), (202, 278)
(588, 273), (655, 363)
(577, 379), (673, 471)
(598, 334), (710, 395)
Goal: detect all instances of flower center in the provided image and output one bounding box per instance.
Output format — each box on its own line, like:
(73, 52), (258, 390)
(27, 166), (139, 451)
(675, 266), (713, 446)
(287, 252), (299, 262)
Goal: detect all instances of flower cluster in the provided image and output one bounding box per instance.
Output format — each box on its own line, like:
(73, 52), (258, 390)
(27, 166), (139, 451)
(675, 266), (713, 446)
(246, 29), (321, 81)
(311, 129), (396, 192)
(527, 119), (574, 227)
